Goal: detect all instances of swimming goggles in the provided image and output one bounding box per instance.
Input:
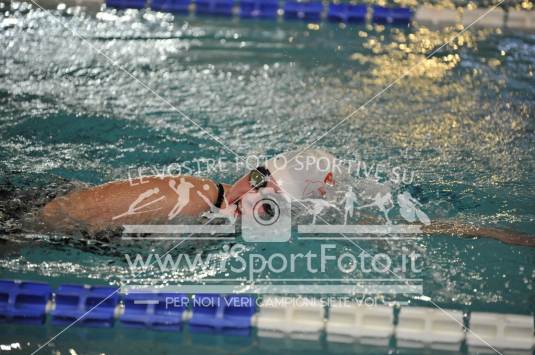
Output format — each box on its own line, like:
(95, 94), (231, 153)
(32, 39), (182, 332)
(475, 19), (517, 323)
(248, 166), (271, 190)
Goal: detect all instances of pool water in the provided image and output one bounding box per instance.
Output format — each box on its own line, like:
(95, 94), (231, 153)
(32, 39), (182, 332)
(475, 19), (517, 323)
(1, 3), (535, 354)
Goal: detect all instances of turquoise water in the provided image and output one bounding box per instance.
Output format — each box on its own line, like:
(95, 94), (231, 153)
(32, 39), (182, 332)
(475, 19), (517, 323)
(1, 3), (535, 354)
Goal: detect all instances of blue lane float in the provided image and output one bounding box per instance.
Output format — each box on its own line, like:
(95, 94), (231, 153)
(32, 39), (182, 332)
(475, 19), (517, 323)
(0, 280), (51, 324)
(239, 0), (279, 19)
(283, 1), (323, 21)
(195, 0), (235, 16)
(372, 5), (413, 24)
(121, 293), (188, 330)
(106, 0), (145, 9)
(52, 285), (119, 327)
(104, 0), (418, 30)
(327, 3), (367, 23)
(151, 0), (190, 13)
(189, 294), (256, 335)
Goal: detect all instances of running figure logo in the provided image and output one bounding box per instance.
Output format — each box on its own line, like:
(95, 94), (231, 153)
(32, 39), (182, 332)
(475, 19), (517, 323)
(340, 186), (358, 225)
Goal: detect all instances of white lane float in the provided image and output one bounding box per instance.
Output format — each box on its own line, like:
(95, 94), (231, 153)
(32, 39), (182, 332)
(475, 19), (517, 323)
(462, 8), (505, 28)
(325, 304), (394, 346)
(467, 312), (535, 353)
(396, 307), (464, 351)
(506, 10), (535, 31)
(415, 6), (460, 27)
(255, 297), (325, 340)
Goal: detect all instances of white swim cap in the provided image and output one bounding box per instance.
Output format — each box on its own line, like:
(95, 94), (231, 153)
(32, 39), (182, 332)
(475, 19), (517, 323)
(264, 149), (336, 200)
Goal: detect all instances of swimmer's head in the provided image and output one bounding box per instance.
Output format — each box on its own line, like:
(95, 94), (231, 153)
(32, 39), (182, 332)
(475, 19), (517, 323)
(226, 149), (337, 209)
(264, 149), (336, 200)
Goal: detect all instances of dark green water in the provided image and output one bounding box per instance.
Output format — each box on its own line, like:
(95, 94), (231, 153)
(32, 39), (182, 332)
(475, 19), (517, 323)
(0, 3), (534, 354)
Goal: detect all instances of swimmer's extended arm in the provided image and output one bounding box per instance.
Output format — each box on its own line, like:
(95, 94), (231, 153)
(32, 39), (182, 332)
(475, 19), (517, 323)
(356, 215), (534, 247)
(422, 222), (535, 248)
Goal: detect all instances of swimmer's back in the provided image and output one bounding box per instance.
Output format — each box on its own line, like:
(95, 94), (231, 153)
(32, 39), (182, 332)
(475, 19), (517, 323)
(41, 176), (224, 233)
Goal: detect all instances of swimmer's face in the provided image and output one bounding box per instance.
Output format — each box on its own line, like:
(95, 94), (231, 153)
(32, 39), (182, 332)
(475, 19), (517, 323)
(226, 171), (280, 214)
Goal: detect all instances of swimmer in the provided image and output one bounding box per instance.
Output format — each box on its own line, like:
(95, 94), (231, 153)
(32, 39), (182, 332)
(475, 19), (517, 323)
(38, 149), (535, 247)
(39, 149), (338, 232)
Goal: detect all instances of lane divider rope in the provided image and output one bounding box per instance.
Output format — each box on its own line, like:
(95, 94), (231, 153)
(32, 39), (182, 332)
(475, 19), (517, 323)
(1, 279), (533, 352)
